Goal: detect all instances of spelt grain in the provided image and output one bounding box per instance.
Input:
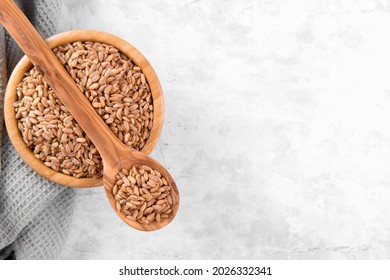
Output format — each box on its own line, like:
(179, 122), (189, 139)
(14, 41), (154, 178)
(113, 165), (173, 224)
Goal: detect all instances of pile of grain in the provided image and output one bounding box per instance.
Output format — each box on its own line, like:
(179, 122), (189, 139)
(113, 165), (173, 224)
(13, 41), (153, 178)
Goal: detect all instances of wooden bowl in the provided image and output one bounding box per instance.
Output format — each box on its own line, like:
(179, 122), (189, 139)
(4, 30), (164, 188)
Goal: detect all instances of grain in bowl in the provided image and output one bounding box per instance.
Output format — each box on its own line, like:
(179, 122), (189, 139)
(13, 41), (154, 178)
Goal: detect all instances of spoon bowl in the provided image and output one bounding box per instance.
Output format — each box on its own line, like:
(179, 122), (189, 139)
(103, 150), (180, 231)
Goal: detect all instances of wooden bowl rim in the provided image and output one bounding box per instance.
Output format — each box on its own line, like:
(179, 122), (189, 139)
(4, 30), (164, 188)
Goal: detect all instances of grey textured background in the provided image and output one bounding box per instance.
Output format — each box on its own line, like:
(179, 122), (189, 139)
(59, 0), (390, 259)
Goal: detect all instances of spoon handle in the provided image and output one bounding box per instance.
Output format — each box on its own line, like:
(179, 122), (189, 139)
(0, 0), (124, 167)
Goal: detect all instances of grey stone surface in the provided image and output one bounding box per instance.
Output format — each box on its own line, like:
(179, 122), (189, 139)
(58, 0), (390, 259)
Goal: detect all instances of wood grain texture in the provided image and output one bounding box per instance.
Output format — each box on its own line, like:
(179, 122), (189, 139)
(1, 0), (178, 230)
(3, 30), (164, 186)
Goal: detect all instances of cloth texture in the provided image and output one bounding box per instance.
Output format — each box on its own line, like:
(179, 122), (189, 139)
(0, 0), (76, 259)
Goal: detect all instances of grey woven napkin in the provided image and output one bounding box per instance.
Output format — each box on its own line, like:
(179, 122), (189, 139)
(0, 0), (76, 260)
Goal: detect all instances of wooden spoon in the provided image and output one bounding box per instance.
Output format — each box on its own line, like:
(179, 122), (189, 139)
(0, 0), (179, 231)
